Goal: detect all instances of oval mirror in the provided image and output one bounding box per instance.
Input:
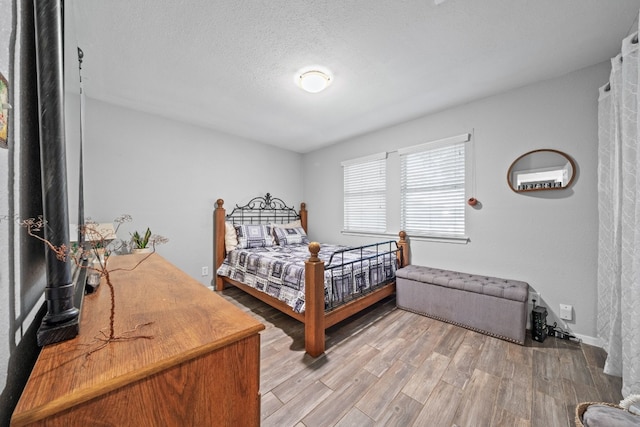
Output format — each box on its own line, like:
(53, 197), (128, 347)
(507, 149), (575, 192)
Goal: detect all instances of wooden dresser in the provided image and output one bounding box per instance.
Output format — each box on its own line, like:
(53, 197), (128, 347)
(11, 254), (265, 426)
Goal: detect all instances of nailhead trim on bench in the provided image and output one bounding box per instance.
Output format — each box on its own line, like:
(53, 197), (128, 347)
(398, 305), (525, 345)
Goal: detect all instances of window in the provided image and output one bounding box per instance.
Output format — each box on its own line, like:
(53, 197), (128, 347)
(399, 134), (469, 238)
(342, 152), (387, 233)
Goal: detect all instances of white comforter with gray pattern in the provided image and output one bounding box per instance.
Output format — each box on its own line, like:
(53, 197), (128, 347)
(216, 243), (397, 313)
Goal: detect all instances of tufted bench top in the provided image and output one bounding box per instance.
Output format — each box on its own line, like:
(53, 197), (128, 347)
(396, 265), (528, 303)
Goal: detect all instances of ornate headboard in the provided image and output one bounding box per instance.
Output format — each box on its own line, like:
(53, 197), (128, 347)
(225, 193), (302, 225)
(213, 193), (307, 289)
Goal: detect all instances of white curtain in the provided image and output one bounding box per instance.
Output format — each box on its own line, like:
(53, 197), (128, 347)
(597, 22), (640, 397)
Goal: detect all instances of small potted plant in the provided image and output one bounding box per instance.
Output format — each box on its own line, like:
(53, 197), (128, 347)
(131, 227), (153, 254)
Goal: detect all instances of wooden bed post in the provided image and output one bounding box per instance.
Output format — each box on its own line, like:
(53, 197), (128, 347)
(214, 199), (226, 291)
(305, 242), (325, 357)
(398, 231), (409, 267)
(300, 202), (308, 233)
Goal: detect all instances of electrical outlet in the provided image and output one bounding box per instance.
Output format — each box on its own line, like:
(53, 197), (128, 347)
(560, 304), (573, 320)
(201, 266), (209, 276)
(529, 291), (540, 306)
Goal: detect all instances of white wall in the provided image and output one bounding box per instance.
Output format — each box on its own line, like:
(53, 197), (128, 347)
(0, 0), (14, 402)
(81, 98), (304, 286)
(1, 1), (48, 421)
(302, 61), (610, 340)
(0, 161), (7, 404)
(0, 0), (10, 390)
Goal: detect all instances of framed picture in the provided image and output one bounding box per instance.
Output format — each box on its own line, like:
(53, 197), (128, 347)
(0, 72), (8, 149)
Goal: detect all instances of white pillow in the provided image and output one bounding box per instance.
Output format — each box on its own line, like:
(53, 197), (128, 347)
(225, 222), (238, 251)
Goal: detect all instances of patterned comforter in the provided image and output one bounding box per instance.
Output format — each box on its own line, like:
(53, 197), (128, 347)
(216, 243), (398, 313)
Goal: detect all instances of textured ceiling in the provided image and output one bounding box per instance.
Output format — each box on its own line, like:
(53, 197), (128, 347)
(68, 0), (640, 153)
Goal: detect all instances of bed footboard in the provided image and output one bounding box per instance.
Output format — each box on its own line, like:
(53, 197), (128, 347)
(303, 233), (408, 357)
(305, 242), (325, 357)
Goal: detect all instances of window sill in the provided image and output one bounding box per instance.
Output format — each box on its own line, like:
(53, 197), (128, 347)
(341, 230), (401, 239)
(407, 234), (469, 244)
(341, 230), (469, 244)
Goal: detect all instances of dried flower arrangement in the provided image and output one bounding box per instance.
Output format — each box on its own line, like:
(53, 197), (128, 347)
(18, 214), (168, 356)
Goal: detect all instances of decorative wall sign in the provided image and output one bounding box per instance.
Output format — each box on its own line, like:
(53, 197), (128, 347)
(0, 72), (9, 149)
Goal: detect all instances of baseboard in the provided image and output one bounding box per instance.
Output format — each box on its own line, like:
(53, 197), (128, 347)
(574, 333), (603, 348)
(526, 315), (602, 348)
(531, 306), (603, 348)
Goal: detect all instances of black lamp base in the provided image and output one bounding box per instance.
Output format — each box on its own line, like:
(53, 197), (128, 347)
(36, 317), (79, 346)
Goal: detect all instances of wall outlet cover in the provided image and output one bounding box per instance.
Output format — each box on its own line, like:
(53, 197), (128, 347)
(529, 291), (540, 305)
(559, 303), (573, 320)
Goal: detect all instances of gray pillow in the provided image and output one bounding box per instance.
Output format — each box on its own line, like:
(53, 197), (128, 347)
(582, 404), (640, 426)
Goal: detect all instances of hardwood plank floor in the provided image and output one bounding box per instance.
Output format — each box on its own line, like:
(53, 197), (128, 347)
(218, 286), (622, 427)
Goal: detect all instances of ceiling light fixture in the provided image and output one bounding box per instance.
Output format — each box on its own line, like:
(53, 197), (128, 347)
(297, 69), (332, 93)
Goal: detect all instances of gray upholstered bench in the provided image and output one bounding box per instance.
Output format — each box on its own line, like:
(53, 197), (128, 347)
(396, 265), (529, 344)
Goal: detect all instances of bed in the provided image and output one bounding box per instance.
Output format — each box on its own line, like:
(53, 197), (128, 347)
(214, 193), (409, 357)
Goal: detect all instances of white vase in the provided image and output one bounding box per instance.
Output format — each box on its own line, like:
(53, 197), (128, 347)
(132, 247), (153, 255)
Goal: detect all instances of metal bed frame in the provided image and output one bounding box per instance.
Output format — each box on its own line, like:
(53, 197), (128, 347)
(213, 193), (408, 357)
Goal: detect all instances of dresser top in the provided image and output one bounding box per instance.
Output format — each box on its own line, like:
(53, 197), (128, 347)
(12, 253), (264, 426)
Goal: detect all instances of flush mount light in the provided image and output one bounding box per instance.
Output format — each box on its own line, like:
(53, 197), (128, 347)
(297, 69), (332, 93)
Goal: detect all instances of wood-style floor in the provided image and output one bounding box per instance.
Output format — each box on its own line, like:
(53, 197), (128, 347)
(218, 286), (622, 427)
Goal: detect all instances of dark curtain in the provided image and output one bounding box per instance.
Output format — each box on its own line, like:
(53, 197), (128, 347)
(0, 0), (46, 424)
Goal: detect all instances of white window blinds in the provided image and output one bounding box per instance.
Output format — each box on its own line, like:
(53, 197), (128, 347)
(342, 152), (387, 232)
(400, 134), (469, 237)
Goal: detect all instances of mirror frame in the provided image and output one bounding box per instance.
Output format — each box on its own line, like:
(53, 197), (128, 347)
(507, 149), (576, 193)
